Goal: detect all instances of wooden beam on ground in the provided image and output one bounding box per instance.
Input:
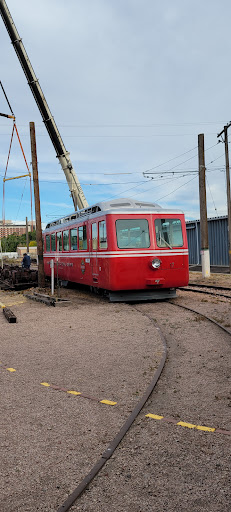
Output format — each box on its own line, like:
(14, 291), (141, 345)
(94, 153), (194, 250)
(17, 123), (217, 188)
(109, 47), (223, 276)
(3, 307), (17, 323)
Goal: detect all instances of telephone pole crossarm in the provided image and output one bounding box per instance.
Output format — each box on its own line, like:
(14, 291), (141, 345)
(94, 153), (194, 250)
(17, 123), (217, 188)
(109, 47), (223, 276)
(217, 121), (231, 139)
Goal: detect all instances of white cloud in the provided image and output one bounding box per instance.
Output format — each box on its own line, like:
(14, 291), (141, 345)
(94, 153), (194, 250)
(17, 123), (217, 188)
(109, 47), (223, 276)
(0, 0), (230, 223)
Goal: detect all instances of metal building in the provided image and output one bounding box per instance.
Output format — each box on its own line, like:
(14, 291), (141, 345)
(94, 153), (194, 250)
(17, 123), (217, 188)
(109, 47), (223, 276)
(186, 216), (228, 266)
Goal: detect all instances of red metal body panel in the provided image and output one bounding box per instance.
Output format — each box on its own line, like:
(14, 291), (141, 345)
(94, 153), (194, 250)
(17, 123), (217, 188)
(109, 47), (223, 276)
(43, 209), (189, 294)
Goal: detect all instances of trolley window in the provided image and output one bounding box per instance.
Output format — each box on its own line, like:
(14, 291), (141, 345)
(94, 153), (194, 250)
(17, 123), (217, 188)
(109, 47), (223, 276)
(57, 232), (62, 251)
(116, 219), (150, 248)
(78, 225), (87, 250)
(99, 220), (107, 249)
(70, 228), (77, 250)
(155, 218), (183, 248)
(63, 230), (70, 251)
(51, 233), (56, 252)
(92, 223), (98, 250)
(46, 235), (50, 252)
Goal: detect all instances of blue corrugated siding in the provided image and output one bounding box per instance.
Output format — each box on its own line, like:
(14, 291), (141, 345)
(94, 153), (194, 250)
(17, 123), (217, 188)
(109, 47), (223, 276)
(186, 216), (228, 266)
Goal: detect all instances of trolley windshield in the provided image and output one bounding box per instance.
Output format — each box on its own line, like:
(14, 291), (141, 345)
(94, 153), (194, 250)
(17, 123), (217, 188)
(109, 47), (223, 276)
(116, 219), (150, 248)
(155, 218), (183, 248)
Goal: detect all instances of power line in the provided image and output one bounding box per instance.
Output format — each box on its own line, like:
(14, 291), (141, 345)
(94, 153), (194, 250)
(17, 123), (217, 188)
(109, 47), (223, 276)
(206, 176), (218, 217)
(0, 121), (228, 128)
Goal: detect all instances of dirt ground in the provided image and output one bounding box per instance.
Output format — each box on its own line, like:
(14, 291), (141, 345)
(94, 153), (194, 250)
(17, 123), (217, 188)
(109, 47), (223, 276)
(0, 273), (230, 511)
(189, 271), (231, 287)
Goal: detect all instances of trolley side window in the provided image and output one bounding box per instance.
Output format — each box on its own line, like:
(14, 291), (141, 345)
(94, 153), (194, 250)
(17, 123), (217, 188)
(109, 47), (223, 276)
(155, 218), (183, 248)
(57, 232), (62, 251)
(116, 219), (150, 248)
(78, 225), (87, 250)
(46, 235), (50, 252)
(99, 220), (107, 249)
(92, 223), (98, 250)
(63, 230), (70, 251)
(70, 228), (77, 250)
(51, 233), (56, 252)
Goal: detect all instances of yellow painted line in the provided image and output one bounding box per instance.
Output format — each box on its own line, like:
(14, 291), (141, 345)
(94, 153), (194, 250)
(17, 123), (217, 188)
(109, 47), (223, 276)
(196, 425), (215, 432)
(146, 413), (164, 420)
(6, 368), (16, 372)
(41, 381), (117, 406)
(146, 413), (217, 433)
(100, 399), (117, 406)
(177, 421), (197, 429)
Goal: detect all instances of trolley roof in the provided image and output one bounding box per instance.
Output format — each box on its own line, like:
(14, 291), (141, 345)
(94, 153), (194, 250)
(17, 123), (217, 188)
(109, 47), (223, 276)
(45, 198), (184, 229)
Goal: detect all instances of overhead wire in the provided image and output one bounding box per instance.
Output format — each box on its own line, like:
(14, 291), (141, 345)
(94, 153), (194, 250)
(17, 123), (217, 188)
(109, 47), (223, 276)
(206, 176), (218, 217)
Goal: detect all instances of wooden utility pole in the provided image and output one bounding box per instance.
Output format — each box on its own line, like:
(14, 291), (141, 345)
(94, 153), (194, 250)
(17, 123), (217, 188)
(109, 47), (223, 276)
(217, 123), (231, 272)
(198, 134), (210, 277)
(26, 216), (29, 253)
(29, 122), (45, 288)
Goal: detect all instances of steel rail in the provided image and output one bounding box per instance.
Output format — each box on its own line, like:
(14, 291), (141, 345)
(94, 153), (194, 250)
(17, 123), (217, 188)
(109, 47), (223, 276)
(170, 301), (231, 338)
(185, 283), (231, 291)
(178, 285), (231, 300)
(57, 312), (167, 512)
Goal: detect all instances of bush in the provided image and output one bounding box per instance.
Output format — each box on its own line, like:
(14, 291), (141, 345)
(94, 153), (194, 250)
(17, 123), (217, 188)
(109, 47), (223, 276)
(29, 241), (37, 247)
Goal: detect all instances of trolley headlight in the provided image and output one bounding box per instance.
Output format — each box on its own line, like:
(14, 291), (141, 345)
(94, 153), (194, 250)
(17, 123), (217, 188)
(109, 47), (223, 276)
(151, 258), (161, 269)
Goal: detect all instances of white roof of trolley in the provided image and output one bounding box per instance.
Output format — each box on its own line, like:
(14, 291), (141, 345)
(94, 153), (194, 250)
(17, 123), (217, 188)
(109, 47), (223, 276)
(45, 198), (184, 229)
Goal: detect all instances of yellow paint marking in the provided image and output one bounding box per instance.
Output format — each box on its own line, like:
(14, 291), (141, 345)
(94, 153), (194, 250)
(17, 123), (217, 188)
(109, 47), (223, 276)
(146, 414), (218, 433)
(6, 368), (16, 372)
(177, 421), (197, 429)
(146, 414), (164, 420)
(0, 302), (6, 308)
(100, 399), (117, 406)
(6, 301), (26, 307)
(41, 382), (117, 406)
(196, 425), (215, 432)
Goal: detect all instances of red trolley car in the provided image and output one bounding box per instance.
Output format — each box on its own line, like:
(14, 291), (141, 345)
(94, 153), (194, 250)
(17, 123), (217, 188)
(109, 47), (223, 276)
(43, 198), (189, 301)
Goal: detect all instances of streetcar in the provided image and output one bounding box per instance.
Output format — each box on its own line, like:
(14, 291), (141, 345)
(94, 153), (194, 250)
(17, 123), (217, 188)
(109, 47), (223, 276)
(43, 198), (189, 301)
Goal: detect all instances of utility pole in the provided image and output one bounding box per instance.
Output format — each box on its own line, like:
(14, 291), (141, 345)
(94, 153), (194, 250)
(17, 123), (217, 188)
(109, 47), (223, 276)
(26, 216), (29, 253)
(217, 123), (231, 272)
(198, 134), (210, 277)
(0, 237), (3, 269)
(29, 122), (45, 288)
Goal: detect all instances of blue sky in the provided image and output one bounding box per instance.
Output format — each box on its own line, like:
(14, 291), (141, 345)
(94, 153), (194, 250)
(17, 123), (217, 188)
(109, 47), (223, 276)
(0, 0), (230, 226)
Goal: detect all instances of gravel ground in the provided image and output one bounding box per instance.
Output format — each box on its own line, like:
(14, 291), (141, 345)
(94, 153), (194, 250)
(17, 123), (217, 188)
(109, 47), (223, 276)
(0, 287), (163, 511)
(0, 275), (230, 511)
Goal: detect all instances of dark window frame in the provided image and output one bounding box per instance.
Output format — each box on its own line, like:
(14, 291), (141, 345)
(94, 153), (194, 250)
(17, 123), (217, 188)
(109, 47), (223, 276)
(56, 231), (63, 252)
(154, 218), (183, 248)
(91, 222), (98, 251)
(51, 233), (56, 252)
(46, 235), (50, 252)
(116, 218), (150, 249)
(99, 220), (108, 250)
(63, 230), (70, 251)
(78, 224), (87, 251)
(70, 228), (78, 251)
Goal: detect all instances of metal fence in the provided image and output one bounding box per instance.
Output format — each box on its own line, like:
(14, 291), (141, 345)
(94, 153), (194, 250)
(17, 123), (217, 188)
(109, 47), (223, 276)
(186, 216), (228, 266)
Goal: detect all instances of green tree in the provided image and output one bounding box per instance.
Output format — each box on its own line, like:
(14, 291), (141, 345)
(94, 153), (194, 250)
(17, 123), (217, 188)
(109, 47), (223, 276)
(1, 231), (37, 252)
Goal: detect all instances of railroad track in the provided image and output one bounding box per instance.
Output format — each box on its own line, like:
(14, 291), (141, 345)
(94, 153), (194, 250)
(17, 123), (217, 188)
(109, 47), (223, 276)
(57, 300), (231, 512)
(179, 283), (231, 300)
(57, 310), (167, 512)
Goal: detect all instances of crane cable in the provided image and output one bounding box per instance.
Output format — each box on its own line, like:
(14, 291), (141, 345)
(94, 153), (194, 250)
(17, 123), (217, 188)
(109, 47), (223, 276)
(2, 120), (33, 228)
